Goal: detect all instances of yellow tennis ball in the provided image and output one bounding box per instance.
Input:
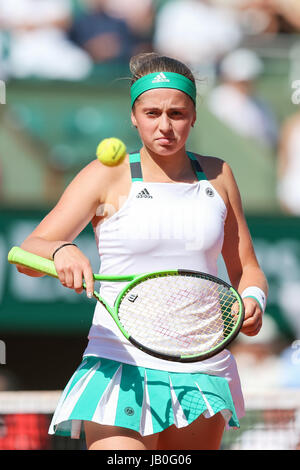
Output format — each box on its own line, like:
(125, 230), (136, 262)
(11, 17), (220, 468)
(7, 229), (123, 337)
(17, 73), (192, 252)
(96, 138), (127, 166)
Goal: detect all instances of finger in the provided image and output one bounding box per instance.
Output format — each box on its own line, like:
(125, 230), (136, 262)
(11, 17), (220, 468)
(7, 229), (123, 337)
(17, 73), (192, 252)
(64, 268), (74, 289)
(243, 303), (257, 320)
(73, 268), (84, 294)
(56, 267), (66, 287)
(242, 312), (260, 329)
(243, 309), (255, 321)
(241, 312), (262, 336)
(83, 265), (94, 298)
(230, 300), (240, 318)
(242, 321), (262, 336)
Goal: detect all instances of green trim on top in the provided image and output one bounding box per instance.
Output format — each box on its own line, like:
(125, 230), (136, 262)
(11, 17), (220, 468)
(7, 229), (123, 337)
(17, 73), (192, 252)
(129, 153), (141, 163)
(128, 151), (207, 182)
(129, 152), (143, 181)
(187, 152), (207, 181)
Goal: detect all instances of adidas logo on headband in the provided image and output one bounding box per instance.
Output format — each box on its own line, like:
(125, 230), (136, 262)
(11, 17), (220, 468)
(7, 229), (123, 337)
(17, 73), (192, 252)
(152, 73), (170, 84)
(130, 71), (197, 107)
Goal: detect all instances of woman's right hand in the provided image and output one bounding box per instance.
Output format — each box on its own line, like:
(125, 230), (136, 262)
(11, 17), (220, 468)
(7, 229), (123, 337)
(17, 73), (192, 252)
(53, 244), (94, 298)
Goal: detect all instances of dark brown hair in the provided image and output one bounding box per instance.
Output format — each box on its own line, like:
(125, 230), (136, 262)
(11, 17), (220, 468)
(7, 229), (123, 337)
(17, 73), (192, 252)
(129, 53), (195, 86)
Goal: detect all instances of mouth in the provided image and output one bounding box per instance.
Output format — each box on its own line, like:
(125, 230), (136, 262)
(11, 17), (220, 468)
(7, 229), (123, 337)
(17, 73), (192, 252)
(156, 137), (175, 145)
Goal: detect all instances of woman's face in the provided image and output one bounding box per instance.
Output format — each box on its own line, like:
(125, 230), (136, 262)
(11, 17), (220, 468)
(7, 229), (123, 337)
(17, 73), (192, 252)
(131, 88), (196, 156)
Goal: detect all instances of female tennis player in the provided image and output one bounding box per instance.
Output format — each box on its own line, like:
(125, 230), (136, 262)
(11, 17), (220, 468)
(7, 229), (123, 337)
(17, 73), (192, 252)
(18, 53), (268, 450)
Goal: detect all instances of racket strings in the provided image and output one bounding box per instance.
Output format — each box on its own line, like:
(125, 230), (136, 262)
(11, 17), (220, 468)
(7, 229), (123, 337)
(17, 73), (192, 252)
(118, 274), (241, 358)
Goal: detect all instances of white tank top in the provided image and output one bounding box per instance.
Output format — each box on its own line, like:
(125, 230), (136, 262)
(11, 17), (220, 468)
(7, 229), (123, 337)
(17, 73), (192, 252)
(84, 152), (238, 378)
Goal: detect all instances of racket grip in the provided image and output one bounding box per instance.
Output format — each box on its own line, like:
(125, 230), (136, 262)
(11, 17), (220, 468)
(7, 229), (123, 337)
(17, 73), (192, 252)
(7, 246), (58, 278)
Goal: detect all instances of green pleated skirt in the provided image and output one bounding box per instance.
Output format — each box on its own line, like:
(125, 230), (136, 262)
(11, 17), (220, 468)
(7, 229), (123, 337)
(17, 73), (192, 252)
(49, 356), (239, 439)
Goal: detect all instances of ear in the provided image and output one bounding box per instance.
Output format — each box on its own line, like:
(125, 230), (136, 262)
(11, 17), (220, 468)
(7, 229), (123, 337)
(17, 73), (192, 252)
(131, 110), (137, 128)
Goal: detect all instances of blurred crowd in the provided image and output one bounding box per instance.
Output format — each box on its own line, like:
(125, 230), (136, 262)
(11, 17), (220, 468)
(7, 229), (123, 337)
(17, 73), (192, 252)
(0, 0), (300, 214)
(1, 0), (300, 78)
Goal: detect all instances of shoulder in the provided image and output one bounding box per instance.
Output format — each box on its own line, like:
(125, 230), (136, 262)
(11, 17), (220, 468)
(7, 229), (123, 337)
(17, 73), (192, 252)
(193, 153), (234, 182)
(65, 154), (131, 202)
(77, 154), (130, 180)
(193, 153), (239, 207)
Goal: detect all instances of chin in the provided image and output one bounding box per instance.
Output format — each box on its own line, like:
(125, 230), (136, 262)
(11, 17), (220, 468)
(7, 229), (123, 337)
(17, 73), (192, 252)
(152, 142), (179, 155)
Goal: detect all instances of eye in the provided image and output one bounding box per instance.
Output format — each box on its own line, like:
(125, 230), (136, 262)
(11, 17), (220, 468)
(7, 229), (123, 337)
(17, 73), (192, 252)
(146, 110), (159, 117)
(170, 110), (184, 119)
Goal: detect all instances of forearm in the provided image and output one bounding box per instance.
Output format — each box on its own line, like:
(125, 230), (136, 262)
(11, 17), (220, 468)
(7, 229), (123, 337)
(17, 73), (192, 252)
(273, 0), (300, 30)
(235, 264), (269, 298)
(21, 236), (73, 261)
(226, 262), (268, 335)
(18, 236), (73, 277)
(18, 235), (94, 295)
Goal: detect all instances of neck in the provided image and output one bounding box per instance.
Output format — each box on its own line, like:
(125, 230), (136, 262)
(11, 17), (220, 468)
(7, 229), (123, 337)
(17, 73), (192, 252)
(140, 146), (193, 181)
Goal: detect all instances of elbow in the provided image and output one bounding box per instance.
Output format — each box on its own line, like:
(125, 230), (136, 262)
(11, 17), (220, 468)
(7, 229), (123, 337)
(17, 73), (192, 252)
(16, 265), (45, 278)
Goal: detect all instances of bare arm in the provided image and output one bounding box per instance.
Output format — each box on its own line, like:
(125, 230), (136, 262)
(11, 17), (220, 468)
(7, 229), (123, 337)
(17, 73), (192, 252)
(19, 160), (107, 296)
(221, 162), (268, 336)
(271, 0), (300, 30)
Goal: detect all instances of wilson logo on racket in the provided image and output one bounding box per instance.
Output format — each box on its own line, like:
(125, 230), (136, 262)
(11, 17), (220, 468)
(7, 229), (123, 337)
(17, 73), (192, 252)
(127, 294), (138, 302)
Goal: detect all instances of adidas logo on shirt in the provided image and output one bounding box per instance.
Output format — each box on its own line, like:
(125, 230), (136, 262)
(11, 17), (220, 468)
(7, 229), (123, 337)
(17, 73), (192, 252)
(152, 72), (170, 83)
(136, 188), (153, 199)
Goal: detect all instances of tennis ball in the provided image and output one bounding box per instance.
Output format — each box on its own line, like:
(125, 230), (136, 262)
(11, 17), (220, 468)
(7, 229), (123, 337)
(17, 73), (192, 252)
(96, 138), (127, 166)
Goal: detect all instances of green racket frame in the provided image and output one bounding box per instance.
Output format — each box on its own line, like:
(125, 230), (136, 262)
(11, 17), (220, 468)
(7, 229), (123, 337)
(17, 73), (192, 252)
(8, 246), (244, 362)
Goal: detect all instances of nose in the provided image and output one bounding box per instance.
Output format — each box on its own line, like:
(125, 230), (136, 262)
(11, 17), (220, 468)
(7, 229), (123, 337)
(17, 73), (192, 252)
(158, 113), (172, 133)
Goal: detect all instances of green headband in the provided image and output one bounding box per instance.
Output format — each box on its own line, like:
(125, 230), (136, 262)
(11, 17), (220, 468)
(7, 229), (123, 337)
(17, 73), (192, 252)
(130, 72), (196, 107)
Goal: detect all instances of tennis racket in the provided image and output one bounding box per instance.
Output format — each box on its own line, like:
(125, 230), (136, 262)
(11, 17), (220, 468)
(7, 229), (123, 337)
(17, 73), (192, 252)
(8, 246), (244, 363)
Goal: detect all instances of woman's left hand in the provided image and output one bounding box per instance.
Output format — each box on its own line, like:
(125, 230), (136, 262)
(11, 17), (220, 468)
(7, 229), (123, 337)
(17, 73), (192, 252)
(241, 297), (263, 336)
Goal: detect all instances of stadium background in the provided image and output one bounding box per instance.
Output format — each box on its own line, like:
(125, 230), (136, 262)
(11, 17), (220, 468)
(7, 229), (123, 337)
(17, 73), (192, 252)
(0, 0), (300, 450)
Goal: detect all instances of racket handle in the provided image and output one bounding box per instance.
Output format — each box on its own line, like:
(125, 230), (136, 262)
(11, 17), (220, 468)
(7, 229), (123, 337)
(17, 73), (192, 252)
(7, 246), (58, 278)
(8, 246), (137, 282)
